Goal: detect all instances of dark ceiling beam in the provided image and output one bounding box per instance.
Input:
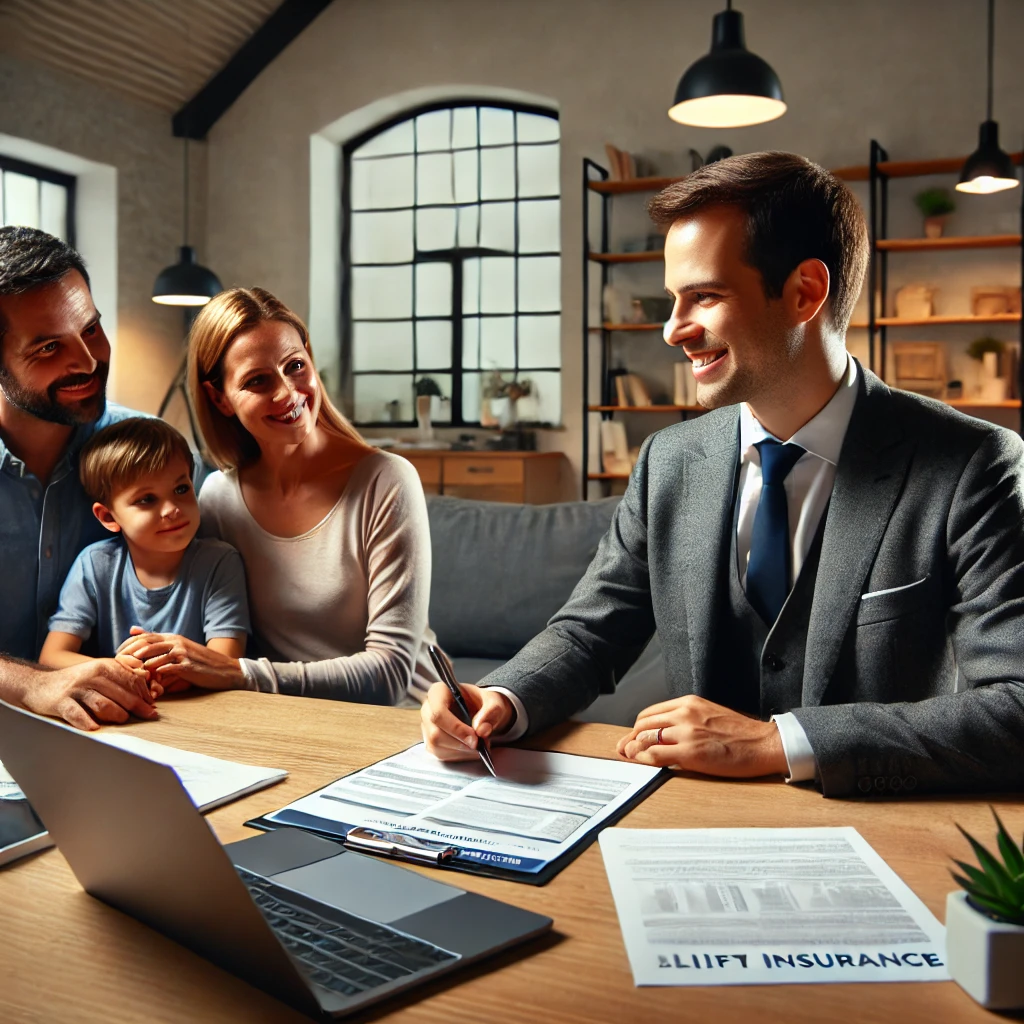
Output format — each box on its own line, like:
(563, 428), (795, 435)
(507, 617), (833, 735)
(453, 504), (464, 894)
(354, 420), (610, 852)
(173, 0), (335, 139)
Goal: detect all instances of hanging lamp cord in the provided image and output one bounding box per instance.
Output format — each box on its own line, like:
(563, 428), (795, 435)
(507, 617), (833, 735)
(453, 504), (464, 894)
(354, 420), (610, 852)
(986, 0), (994, 120)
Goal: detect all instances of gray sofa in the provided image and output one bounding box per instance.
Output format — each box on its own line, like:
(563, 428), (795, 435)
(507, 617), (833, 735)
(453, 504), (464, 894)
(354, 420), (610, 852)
(425, 495), (668, 727)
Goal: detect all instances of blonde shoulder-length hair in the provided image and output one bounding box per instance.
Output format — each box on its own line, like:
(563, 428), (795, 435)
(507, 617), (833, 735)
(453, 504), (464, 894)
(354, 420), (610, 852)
(187, 286), (371, 471)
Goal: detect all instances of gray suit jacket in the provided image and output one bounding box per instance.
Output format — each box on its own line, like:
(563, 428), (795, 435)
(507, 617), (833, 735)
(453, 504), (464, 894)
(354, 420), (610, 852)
(483, 365), (1024, 796)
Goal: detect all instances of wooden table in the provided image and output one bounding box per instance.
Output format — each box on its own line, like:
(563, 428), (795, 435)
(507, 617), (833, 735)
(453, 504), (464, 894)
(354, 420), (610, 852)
(1, 690), (1020, 1023)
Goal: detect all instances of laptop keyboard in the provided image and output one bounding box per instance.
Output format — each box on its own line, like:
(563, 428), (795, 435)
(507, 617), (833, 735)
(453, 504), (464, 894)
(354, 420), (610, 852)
(236, 866), (459, 998)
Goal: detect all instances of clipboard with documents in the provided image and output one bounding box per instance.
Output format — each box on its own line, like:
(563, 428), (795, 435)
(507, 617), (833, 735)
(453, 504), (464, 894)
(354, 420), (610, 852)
(246, 743), (665, 885)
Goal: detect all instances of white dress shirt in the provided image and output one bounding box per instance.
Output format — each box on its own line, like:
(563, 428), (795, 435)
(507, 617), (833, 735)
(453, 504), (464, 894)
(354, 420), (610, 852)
(492, 357), (861, 782)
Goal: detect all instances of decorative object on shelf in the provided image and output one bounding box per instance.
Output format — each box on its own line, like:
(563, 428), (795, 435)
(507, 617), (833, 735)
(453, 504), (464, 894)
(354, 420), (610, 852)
(968, 336), (1009, 402)
(889, 342), (947, 398)
(957, 0), (1019, 194)
(971, 285), (1022, 316)
(668, 0), (786, 128)
(599, 420), (632, 476)
(894, 283), (935, 320)
(914, 187), (956, 238)
(602, 282), (629, 324)
(627, 298), (646, 324)
(947, 379), (964, 399)
(414, 376), (442, 442)
(674, 361), (695, 406)
(945, 809), (1024, 1009)
(384, 399), (401, 423)
(481, 370), (532, 429)
(637, 296), (674, 323)
(602, 144), (658, 181)
(688, 145), (735, 172)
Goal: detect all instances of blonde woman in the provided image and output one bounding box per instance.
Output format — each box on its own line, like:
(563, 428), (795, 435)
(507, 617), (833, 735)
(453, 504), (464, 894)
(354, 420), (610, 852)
(119, 287), (438, 705)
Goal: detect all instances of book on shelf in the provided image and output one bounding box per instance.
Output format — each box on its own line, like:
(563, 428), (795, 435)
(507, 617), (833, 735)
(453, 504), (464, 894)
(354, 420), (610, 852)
(603, 143), (636, 181)
(626, 374), (652, 407)
(599, 419), (632, 476)
(613, 373), (630, 408)
(674, 361), (695, 406)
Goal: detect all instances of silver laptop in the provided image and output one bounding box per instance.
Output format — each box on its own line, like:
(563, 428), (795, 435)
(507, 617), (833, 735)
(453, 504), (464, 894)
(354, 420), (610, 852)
(0, 700), (552, 1019)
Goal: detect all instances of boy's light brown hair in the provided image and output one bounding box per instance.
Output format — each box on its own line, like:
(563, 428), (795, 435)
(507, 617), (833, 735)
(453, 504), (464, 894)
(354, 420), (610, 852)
(79, 417), (193, 506)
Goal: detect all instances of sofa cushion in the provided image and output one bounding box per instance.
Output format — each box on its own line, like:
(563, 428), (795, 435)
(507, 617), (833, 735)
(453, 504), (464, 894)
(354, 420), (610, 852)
(427, 495), (620, 659)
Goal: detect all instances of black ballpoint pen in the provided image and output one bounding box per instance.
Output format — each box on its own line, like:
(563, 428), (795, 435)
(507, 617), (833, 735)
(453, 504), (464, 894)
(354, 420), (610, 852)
(427, 644), (497, 777)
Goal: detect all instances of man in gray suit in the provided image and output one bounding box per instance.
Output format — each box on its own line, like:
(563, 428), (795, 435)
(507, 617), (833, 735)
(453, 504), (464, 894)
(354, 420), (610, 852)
(421, 152), (1024, 797)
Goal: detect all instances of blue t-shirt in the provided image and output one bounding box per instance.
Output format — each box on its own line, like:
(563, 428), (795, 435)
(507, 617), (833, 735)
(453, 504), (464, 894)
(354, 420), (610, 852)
(47, 537), (250, 657)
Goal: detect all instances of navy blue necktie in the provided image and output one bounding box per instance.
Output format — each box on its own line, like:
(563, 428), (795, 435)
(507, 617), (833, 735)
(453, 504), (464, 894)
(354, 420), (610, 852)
(746, 439), (806, 625)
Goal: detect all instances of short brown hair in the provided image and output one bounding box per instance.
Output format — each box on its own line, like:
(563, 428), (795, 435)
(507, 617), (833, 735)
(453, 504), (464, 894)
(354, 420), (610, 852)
(79, 417), (193, 506)
(648, 151), (869, 331)
(186, 286), (372, 471)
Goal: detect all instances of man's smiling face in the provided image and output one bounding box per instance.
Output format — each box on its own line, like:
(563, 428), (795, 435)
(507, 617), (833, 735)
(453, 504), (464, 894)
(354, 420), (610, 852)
(0, 269), (109, 426)
(662, 205), (796, 412)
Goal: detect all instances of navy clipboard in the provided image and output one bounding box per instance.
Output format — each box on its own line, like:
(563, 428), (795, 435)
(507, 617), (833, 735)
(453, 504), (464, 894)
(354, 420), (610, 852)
(245, 745), (667, 886)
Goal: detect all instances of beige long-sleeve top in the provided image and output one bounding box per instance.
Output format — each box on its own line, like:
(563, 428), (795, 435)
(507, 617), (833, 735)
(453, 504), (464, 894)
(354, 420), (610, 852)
(198, 451), (437, 705)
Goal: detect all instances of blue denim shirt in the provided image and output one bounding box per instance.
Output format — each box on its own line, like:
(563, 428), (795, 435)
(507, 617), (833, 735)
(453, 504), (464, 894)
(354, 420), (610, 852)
(0, 402), (140, 659)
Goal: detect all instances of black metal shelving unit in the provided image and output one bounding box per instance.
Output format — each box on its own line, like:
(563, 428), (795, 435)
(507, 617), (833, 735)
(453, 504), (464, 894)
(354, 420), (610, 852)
(867, 139), (1024, 433)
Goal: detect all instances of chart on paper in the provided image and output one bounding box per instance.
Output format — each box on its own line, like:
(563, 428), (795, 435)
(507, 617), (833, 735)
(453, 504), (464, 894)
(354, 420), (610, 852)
(265, 743), (661, 875)
(600, 827), (949, 986)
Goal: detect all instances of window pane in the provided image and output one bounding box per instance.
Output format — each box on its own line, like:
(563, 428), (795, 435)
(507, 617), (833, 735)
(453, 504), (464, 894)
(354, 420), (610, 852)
(354, 373), (412, 423)
(463, 258), (480, 314)
(350, 154), (414, 210)
(416, 320), (452, 368)
(518, 315), (561, 368)
(517, 112), (559, 143)
(416, 152), (454, 206)
(351, 265), (412, 319)
(416, 109), (451, 152)
(4, 172), (39, 228)
(350, 209), (413, 264)
(417, 374), (453, 423)
(416, 207), (455, 251)
(40, 182), (68, 240)
(518, 199), (559, 253)
(452, 107), (478, 149)
(479, 107), (514, 145)
(462, 371), (483, 423)
(462, 317), (480, 369)
(517, 143), (559, 198)
(519, 369), (560, 425)
(480, 316), (515, 368)
(518, 256), (560, 312)
(480, 257), (515, 313)
(356, 120), (414, 158)
(457, 204), (479, 247)
(353, 321), (413, 371)
(453, 149), (478, 203)
(479, 201), (514, 251)
(415, 261), (452, 316)
(480, 147), (515, 200)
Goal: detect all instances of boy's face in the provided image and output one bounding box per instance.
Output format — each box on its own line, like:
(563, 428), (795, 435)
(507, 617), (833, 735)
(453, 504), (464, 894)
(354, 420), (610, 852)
(94, 456), (200, 555)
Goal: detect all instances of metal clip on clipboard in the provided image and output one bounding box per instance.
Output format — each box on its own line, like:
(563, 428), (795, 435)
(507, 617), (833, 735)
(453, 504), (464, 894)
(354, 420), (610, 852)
(343, 827), (458, 865)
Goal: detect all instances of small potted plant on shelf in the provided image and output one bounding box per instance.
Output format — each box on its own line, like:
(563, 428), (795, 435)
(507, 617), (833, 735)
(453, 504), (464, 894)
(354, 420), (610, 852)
(414, 376), (442, 442)
(914, 187), (956, 238)
(946, 809), (1024, 1009)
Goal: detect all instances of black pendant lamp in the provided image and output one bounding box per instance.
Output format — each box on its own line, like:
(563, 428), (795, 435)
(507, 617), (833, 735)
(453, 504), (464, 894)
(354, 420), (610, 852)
(669, 0), (786, 129)
(152, 138), (222, 306)
(957, 0), (1018, 194)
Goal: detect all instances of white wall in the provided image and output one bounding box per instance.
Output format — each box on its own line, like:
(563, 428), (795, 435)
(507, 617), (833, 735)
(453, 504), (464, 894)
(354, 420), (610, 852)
(203, 0), (1024, 493)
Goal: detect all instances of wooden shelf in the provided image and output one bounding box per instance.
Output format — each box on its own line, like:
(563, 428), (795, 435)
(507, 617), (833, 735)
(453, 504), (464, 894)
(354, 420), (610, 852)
(832, 152), (1023, 181)
(946, 399), (1022, 409)
(849, 320), (869, 329)
(588, 404), (702, 412)
(876, 235), (1021, 252)
(589, 250), (663, 263)
(877, 314), (1021, 327)
(588, 471), (631, 480)
(588, 322), (663, 333)
(588, 176), (683, 195)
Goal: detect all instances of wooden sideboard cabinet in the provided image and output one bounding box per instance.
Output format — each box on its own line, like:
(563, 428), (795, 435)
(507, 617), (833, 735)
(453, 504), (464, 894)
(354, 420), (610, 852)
(390, 449), (568, 504)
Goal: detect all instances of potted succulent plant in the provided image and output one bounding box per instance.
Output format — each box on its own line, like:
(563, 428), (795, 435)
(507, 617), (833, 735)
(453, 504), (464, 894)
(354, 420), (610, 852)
(414, 376), (442, 441)
(914, 187), (956, 238)
(946, 809), (1024, 1008)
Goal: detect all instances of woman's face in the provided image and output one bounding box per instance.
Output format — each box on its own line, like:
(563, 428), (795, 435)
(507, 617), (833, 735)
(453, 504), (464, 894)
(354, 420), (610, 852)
(204, 320), (321, 452)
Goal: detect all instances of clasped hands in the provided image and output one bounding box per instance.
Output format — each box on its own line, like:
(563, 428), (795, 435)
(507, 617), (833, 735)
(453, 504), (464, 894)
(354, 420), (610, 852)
(421, 685), (789, 780)
(114, 628), (234, 694)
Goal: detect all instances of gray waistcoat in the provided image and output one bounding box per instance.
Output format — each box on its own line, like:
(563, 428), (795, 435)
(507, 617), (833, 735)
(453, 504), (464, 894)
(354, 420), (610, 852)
(712, 502), (827, 719)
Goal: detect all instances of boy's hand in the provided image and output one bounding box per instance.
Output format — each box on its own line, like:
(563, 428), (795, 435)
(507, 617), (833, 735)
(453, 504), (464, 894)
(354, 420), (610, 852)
(114, 651), (165, 699)
(118, 626), (244, 691)
(118, 630), (191, 692)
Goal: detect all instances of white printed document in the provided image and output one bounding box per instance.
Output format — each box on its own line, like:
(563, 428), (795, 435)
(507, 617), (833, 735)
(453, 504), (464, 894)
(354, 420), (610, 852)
(600, 827), (948, 985)
(263, 743), (662, 879)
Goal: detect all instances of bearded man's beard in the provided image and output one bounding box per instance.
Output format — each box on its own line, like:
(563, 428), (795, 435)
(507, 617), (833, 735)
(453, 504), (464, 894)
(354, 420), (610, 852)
(0, 362), (108, 425)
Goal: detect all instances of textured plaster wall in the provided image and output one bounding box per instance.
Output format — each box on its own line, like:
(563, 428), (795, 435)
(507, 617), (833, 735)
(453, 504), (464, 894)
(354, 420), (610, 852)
(0, 53), (205, 419)
(202, 0), (1024, 493)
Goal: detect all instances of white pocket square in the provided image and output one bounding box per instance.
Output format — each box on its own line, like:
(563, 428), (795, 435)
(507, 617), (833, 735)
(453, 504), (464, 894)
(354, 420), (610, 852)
(861, 576), (928, 601)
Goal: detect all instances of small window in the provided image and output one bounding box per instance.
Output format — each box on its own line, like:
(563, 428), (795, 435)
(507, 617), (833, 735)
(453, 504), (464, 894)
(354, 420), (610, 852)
(0, 156), (75, 244)
(344, 103), (561, 427)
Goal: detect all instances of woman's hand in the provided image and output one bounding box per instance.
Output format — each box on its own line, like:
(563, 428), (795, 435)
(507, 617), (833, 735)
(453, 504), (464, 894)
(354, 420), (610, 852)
(117, 627), (245, 691)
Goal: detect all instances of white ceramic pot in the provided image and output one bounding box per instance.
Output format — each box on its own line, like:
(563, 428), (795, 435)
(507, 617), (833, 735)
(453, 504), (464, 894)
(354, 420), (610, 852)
(946, 890), (1024, 1009)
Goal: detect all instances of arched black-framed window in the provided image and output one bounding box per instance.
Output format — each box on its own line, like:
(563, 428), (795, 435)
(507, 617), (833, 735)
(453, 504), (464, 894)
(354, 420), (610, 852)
(0, 155), (75, 244)
(342, 101), (561, 427)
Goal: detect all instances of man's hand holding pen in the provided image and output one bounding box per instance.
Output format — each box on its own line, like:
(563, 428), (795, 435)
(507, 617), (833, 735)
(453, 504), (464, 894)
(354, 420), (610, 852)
(421, 680), (515, 763)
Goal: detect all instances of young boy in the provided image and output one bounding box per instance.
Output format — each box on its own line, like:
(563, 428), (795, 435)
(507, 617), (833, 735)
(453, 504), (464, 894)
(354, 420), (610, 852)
(39, 418), (249, 688)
